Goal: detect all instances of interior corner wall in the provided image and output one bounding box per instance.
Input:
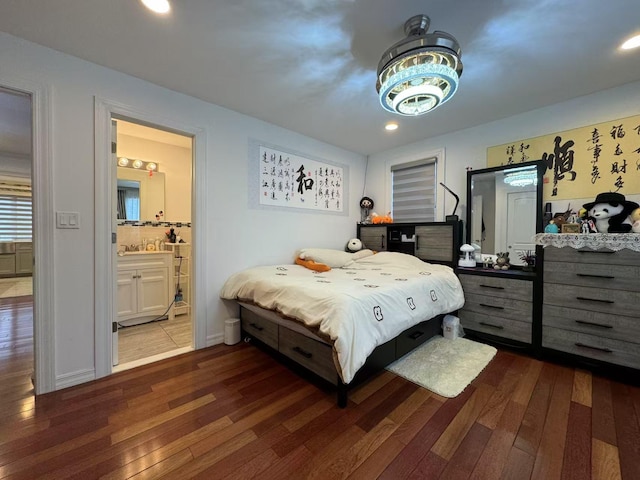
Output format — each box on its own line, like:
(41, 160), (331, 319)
(365, 80), (640, 225)
(0, 32), (366, 389)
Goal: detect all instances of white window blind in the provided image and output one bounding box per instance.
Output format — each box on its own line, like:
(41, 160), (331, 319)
(391, 159), (437, 223)
(0, 182), (33, 241)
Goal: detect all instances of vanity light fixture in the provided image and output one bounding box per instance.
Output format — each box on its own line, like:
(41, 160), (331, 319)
(140, 0), (171, 14)
(116, 157), (160, 172)
(376, 14), (463, 116)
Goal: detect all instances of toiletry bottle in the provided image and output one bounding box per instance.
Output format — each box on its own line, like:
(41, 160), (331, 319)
(155, 238), (160, 251)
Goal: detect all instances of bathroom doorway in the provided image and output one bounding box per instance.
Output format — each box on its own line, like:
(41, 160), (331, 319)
(111, 118), (194, 370)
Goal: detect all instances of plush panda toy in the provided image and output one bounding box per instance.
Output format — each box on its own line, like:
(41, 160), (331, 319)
(345, 238), (365, 253)
(583, 192), (639, 233)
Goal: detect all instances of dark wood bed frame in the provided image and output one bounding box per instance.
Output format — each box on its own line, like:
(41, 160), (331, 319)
(239, 221), (462, 407)
(241, 306), (445, 407)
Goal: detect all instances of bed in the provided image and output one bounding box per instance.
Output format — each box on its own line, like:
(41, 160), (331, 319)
(220, 244), (465, 407)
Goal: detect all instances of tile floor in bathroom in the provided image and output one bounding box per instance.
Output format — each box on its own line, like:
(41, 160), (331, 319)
(117, 312), (192, 364)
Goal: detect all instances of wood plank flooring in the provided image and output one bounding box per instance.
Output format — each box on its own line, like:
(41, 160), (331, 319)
(1, 295), (639, 479)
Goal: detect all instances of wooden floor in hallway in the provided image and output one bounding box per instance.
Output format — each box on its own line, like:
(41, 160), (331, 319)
(1, 294), (639, 479)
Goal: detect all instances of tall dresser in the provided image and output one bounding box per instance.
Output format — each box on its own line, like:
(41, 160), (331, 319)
(538, 234), (640, 372)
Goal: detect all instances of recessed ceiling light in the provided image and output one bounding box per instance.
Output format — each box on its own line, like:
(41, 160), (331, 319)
(140, 0), (171, 14)
(385, 122), (399, 131)
(620, 34), (640, 50)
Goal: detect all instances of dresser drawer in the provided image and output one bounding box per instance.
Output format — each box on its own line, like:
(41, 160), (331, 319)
(543, 304), (640, 344)
(359, 227), (388, 251)
(544, 261), (640, 291)
(241, 309), (278, 350)
(279, 327), (336, 384)
(543, 283), (640, 318)
(543, 246), (640, 266)
(462, 292), (532, 323)
(543, 326), (640, 369)
(459, 274), (532, 301)
(459, 310), (532, 344)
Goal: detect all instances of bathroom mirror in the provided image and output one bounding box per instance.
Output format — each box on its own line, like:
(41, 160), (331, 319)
(466, 160), (544, 266)
(117, 167), (165, 221)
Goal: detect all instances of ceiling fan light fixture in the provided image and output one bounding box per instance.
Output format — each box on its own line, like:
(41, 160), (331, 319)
(620, 33), (640, 50)
(140, 0), (171, 14)
(377, 15), (463, 116)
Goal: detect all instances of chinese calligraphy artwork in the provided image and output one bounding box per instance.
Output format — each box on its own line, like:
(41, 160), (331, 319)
(258, 145), (344, 212)
(487, 114), (640, 201)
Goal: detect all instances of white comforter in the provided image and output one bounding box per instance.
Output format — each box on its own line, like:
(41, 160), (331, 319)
(220, 252), (465, 383)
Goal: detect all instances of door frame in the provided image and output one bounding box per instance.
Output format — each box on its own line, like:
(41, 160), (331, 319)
(94, 97), (207, 378)
(0, 74), (55, 394)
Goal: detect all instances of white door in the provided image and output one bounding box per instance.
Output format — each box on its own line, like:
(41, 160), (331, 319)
(506, 191), (536, 265)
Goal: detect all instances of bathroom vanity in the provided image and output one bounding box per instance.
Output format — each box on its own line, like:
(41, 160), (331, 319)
(116, 251), (174, 327)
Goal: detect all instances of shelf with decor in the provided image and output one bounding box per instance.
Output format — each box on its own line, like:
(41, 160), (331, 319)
(164, 242), (190, 316)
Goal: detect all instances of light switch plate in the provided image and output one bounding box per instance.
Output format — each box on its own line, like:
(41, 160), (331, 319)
(56, 211), (80, 229)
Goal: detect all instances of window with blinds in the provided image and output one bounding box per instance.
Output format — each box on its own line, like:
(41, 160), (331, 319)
(391, 159), (437, 223)
(0, 182), (33, 241)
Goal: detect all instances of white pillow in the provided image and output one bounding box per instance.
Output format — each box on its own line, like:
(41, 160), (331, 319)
(297, 248), (354, 268)
(297, 248), (374, 267)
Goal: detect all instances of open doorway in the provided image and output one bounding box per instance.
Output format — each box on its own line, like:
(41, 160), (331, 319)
(111, 118), (194, 370)
(0, 86), (34, 402)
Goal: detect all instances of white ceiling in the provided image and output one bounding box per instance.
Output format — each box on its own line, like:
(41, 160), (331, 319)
(1, 0), (639, 156)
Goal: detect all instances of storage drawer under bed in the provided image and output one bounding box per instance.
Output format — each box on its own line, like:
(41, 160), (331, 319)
(395, 317), (442, 359)
(241, 308), (278, 350)
(278, 327), (336, 384)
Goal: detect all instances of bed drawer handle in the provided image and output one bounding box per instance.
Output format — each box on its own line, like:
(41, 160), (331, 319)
(479, 284), (504, 290)
(479, 303), (504, 310)
(479, 321), (504, 330)
(575, 319), (613, 329)
(380, 234), (385, 249)
(576, 273), (615, 279)
(575, 342), (612, 353)
(248, 322), (264, 331)
(575, 296), (614, 304)
(409, 331), (424, 340)
(292, 346), (312, 359)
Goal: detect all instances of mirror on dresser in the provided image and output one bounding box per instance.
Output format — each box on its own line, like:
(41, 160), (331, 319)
(466, 160), (544, 266)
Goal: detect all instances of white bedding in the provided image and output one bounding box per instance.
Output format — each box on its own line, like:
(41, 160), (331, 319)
(220, 251), (465, 383)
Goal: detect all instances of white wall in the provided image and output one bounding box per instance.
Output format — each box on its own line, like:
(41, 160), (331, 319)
(0, 33), (366, 388)
(366, 80), (640, 226)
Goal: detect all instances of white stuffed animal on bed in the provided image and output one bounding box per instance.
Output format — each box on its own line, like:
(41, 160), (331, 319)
(346, 238), (364, 253)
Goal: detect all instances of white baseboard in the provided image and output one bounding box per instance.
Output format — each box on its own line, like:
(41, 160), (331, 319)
(56, 368), (96, 390)
(207, 333), (224, 347)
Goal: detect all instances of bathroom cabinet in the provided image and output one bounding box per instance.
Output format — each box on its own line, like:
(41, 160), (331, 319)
(15, 242), (33, 275)
(117, 252), (173, 327)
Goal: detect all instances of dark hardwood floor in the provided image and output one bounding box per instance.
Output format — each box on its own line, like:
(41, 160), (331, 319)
(1, 295), (639, 479)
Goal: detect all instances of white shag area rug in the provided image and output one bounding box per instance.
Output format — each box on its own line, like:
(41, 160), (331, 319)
(387, 335), (497, 398)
